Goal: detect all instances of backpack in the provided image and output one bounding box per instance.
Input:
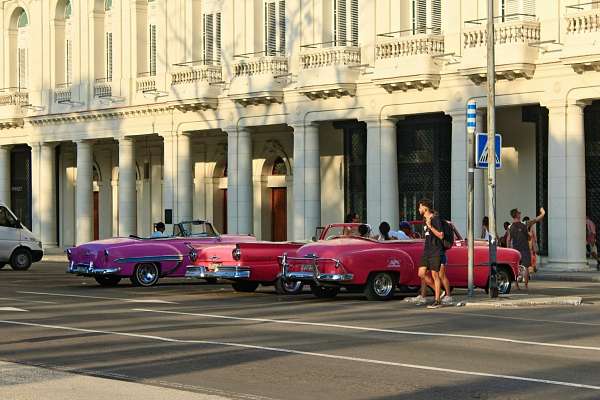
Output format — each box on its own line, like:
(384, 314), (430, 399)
(440, 219), (454, 250)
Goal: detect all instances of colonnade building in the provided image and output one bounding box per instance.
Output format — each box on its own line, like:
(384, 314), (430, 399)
(1, 0), (599, 270)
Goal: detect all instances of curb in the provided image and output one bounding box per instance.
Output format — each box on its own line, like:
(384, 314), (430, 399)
(457, 296), (583, 308)
(534, 274), (600, 283)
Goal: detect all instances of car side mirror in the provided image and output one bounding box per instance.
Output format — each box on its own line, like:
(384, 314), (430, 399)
(13, 220), (22, 229)
(311, 236), (317, 242)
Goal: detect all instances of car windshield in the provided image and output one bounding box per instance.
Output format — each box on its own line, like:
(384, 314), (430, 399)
(175, 221), (218, 237)
(322, 226), (362, 240)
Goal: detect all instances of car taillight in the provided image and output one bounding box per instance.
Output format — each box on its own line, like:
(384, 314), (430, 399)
(232, 246), (241, 261)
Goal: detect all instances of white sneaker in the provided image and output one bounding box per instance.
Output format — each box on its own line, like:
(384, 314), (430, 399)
(405, 295), (427, 305)
(441, 295), (454, 305)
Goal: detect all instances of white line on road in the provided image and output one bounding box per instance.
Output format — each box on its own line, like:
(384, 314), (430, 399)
(132, 308), (600, 353)
(0, 307), (28, 312)
(0, 297), (57, 304)
(442, 310), (600, 327)
(0, 318), (598, 391)
(18, 291), (177, 304)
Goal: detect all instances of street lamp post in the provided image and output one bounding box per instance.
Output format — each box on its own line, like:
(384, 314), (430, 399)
(487, 0), (499, 298)
(467, 100), (476, 297)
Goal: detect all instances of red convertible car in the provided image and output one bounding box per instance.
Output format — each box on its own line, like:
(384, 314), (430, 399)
(185, 223), (369, 294)
(67, 221), (255, 287)
(280, 226), (522, 300)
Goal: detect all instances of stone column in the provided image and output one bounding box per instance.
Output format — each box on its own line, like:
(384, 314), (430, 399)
(0, 146), (11, 207)
(162, 134), (175, 227)
(30, 143), (42, 239)
(546, 102), (587, 270)
(118, 137), (137, 237)
(226, 128), (253, 234)
(292, 123), (321, 240)
(176, 133), (193, 222)
(365, 118), (399, 229)
(40, 144), (57, 247)
(75, 141), (93, 245)
(450, 111), (467, 234)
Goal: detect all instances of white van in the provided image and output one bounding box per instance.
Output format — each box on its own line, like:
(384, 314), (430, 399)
(0, 203), (43, 270)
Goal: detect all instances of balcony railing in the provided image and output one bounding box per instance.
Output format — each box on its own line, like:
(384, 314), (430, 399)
(136, 73), (157, 93)
(94, 78), (112, 98)
(0, 89), (29, 106)
(54, 83), (72, 103)
(566, 2), (600, 34)
(376, 31), (444, 59)
(463, 17), (540, 48)
(300, 42), (361, 69)
(233, 55), (288, 76)
(171, 60), (222, 85)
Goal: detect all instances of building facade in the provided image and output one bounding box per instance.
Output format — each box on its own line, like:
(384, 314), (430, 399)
(0, 0), (599, 270)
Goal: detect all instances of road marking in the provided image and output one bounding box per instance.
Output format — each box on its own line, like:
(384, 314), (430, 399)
(18, 291), (177, 304)
(0, 307), (28, 312)
(442, 310), (600, 327)
(0, 297), (57, 304)
(132, 308), (600, 353)
(0, 319), (598, 391)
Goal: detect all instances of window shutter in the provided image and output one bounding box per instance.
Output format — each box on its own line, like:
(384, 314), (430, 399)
(414, 0), (426, 34)
(350, 0), (358, 46)
(279, 0), (286, 55)
(66, 39), (73, 84)
(106, 32), (113, 81)
(337, 0), (347, 45)
(431, 0), (441, 34)
(522, 0), (535, 18)
(215, 12), (222, 64)
(18, 48), (27, 90)
(203, 14), (214, 64)
(149, 24), (157, 76)
(503, 0), (518, 21)
(264, 1), (276, 56)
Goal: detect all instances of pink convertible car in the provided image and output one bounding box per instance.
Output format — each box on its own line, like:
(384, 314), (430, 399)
(66, 221), (255, 287)
(281, 225), (522, 300)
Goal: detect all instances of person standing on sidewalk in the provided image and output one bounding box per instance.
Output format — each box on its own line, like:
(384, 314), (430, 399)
(508, 207), (545, 289)
(417, 199), (444, 308)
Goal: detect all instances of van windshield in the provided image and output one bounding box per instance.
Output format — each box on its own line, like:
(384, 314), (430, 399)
(0, 207), (17, 228)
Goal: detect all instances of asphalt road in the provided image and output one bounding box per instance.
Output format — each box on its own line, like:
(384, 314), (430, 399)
(1, 262), (600, 400)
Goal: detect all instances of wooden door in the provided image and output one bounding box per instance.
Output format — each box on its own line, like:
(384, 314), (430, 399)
(271, 188), (287, 241)
(221, 189), (227, 234)
(93, 191), (99, 240)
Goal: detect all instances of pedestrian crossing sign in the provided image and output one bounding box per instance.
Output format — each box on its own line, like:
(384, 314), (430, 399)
(475, 133), (502, 169)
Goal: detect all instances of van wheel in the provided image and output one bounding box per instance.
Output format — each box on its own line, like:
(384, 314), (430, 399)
(364, 272), (396, 301)
(231, 281), (259, 292)
(310, 285), (339, 299)
(130, 263), (160, 287)
(10, 249), (32, 271)
(275, 279), (304, 295)
(94, 276), (122, 287)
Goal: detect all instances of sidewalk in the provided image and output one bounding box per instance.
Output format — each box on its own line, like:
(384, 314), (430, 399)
(41, 248), (68, 263)
(535, 269), (600, 283)
(0, 361), (232, 400)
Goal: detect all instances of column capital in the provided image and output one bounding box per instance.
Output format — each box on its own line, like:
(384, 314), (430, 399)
(363, 117), (397, 130)
(541, 99), (590, 112)
(223, 127), (252, 137)
(444, 109), (468, 120)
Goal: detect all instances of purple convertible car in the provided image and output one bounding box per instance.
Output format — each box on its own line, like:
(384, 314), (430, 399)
(67, 220), (255, 287)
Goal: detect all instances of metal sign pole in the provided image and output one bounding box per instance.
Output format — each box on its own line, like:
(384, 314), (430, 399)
(467, 100), (476, 297)
(487, 0), (499, 298)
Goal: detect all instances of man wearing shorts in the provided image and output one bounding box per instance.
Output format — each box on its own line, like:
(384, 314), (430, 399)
(508, 207), (545, 289)
(418, 199), (445, 309)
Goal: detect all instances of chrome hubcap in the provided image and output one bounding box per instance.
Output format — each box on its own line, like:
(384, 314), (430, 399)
(137, 264), (158, 285)
(497, 272), (510, 294)
(373, 274), (393, 297)
(283, 281), (302, 293)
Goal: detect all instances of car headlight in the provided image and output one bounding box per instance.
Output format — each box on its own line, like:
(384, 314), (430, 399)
(232, 246), (241, 261)
(66, 248), (72, 261)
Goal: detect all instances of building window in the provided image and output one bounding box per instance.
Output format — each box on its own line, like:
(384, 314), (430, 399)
(106, 32), (113, 81)
(412, 0), (441, 35)
(16, 9), (29, 90)
(203, 12), (221, 64)
(264, 0), (285, 56)
(333, 0), (358, 46)
(105, 0), (112, 11)
(272, 157), (287, 175)
(65, 0), (73, 84)
(501, 0), (535, 22)
(149, 24), (157, 76)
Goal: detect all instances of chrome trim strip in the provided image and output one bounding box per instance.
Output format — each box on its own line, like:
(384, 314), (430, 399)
(67, 262), (121, 276)
(185, 266), (251, 279)
(113, 255), (184, 264)
(285, 271), (354, 282)
(280, 253), (351, 283)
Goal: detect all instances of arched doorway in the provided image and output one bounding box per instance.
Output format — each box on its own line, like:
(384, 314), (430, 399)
(270, 157), (287, 241)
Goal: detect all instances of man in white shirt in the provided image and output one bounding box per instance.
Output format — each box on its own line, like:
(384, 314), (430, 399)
(151, 222), (169, 238)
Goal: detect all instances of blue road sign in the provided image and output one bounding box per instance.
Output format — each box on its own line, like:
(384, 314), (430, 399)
(476, 133), (502, 169)
(467, 101), (477, 134)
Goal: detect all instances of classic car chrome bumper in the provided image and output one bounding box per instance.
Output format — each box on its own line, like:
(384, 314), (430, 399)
(280, 254), (354, 283)
(67, 262), (121, 276)
(185, 265), (251, 279)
